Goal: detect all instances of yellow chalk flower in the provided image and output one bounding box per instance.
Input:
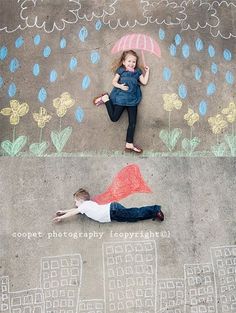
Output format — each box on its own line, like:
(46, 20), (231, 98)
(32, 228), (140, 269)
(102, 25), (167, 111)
(184, 108), (199, 127)
(163, 93), (182, 112)
(53, 92), (75, 117)
(222, 102), (236, 123)
(208, 114), (228, 134)
(0, 100), (29, 125)
(33, 107), (52, 128)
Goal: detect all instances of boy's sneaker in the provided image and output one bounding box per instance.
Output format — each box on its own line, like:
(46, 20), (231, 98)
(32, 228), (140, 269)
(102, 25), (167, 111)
(156, 210), (164, 221)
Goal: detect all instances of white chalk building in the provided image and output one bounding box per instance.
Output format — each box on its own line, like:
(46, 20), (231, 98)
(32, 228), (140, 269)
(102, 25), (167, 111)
(103, 241), (157, 313)
(158, 278), (185, 313)
(184, 263), (217, 313)
(211, 246), (236, 313)
(9, 288), (44, 313)
(40, 254), (82, 313)
(78, 299), (104, 313)
(0, 276), (10, 313)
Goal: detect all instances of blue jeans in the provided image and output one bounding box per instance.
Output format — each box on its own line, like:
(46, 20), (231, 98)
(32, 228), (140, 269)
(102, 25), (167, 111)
(110, 202), (161, 222)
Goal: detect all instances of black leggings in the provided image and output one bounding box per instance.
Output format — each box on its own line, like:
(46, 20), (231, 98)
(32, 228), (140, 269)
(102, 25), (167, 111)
(105, 100), (137, 143)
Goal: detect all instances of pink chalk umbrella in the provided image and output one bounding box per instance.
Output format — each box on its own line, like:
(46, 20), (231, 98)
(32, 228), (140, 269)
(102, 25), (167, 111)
(111, 33), (161, 66)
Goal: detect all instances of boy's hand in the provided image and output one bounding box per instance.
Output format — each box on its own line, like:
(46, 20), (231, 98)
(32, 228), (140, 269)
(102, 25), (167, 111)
(56, 210), (66, 216)
(119, 83), (129, 91)
(53, 216), (62, 223)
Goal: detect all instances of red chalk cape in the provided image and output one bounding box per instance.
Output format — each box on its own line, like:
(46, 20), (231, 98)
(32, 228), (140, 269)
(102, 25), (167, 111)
(92, 164), (152, 204)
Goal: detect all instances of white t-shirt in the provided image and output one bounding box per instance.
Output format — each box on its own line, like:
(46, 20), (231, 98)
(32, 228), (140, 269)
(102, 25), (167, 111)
(78, 201), (111, 223)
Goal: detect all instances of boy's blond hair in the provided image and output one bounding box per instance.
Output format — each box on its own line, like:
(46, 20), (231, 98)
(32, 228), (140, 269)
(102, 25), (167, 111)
(73, 188), (90, 201)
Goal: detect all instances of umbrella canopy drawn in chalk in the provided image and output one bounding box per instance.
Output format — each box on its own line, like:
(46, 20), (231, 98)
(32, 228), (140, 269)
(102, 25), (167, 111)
(111, 33), (161, 65)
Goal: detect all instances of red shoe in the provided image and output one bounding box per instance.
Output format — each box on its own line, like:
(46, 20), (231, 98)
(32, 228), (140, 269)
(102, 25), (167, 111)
(93, 93), (108, 106)
(156, 210), (164, 221)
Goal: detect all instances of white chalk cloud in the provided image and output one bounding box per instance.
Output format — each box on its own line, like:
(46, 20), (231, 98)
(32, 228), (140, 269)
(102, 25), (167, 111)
(210, 1), (236, 38)
(20, 0), (80, 33)
(102, 0), (149, 29)
(144, 0), (186, 25)
(180, 0), (219, 31)
(77, 0), (115, 21)
(0, 0), (27, 33)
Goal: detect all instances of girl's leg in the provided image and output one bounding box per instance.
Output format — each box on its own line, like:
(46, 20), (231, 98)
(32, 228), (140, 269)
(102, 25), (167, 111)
(126, 106), (137, 143)
(110, 202), (163, 222)
(105, 100), (125, 122)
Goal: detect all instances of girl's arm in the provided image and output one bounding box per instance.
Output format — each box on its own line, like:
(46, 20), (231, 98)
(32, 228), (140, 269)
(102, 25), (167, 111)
(112, 73), (128, 91)
(139, 66), (150, 85)
(53, 208), (80, 223)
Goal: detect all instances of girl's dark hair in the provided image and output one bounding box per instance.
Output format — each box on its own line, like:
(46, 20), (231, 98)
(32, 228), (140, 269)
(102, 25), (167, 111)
(73, 188), (90, 201)
(111, 50), (141, 73)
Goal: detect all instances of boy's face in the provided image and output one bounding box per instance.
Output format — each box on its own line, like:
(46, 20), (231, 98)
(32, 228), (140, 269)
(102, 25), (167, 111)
(123, 54), (137, 70)
(74, 197), (83, 207)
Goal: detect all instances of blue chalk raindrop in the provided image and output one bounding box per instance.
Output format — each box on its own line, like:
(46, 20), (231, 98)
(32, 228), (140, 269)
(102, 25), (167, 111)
(79, 26), (88, 42)
(82, 75), (90, 90)
(8, 83), (16, 97)
(199, 100), (207, 116)
(163, 67), (171, 81)
(50, 70), (57, 82)
(178, 84), (187, 99)
(91, 51), (100, 64)
(0, 76), (3, 88)
(75, 107), (84, 123)
(33, 64), (40, 76)
(159, 28), (165, 40)
(195, 38), (204, 52)
(208, 45), (215, 58)
(0, 46), (8, 60)
(9, 58), (20, 73)
(195, 67), (202, 81)
(207, 83), (216, 96)
(38, 87), (47, 103)
(182, 44), (190, 59)
(175, 34), (181, 46)
(211, 63), (218, 74)
(169, 44), (176, 56)
(225, 71), (234, 85)
(43, 46), (51, 58)
(60, 38), (67, 49)
(15, 36), (24, 48)
(34, 34), (41, 45)
(223, 49), (232, 61)
(69, 57), (78, 71)
(95, 19), (102, 31)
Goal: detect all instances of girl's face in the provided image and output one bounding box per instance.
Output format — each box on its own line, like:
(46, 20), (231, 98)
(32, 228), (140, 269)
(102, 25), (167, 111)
(123, 54), (137, 70)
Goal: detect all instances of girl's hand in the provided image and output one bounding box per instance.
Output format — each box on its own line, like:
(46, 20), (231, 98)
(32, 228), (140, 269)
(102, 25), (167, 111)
(53, 216), (62, 223)
(144, 66), (150, 72)
(119, 83), (129, 91)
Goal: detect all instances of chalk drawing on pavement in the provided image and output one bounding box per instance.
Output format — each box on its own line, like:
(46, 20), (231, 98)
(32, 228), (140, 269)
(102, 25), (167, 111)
(20, 0), (80, 33)
(158, 278), (185, 313)
(143, 1), (186, 26)
(78, 299), (104, 313)
(77, 0), (115, 21)
(210, 1), (236, 39)
(1, 245), (236, 313)
(102, 241), (157, 313)
(40, 254), (82, 313)
(184, 263), (217, 313)
(0, 0), (27, 33)
(102, 0), (149, 30)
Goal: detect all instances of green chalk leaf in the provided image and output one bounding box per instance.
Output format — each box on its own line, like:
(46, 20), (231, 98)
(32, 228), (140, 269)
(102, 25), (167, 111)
(1, 136), (27, 156)
(182, 137), (200, 155)
(51, 126), (72, 153)
(29, 141), (49, 156)
(159, 128), (182, 151)
(211, 142), (226, 157)
(224, 134), (236, 156)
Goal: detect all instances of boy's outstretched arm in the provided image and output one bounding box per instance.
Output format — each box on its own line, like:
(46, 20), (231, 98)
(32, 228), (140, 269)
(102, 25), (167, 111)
(53, 208), (80, 223)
